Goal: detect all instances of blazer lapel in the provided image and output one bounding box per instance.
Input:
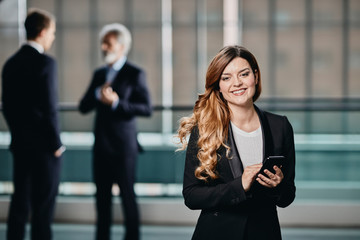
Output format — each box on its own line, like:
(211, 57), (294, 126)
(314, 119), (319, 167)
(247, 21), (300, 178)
(110, 63), (130, 92)
(254, 105), (274, 161)
(96, 67), (108, 87)
(226, 124), (244, 179)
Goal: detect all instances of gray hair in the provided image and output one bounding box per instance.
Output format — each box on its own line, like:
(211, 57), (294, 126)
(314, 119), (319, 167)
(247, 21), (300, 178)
(99, 23), (132, 55)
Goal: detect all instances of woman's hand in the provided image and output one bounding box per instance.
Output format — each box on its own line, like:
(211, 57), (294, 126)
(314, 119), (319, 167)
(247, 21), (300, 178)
(242, 163), (263, 192)
(256, 166), (284, 188)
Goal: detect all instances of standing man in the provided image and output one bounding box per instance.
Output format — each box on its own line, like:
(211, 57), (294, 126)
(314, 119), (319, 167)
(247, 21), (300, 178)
(79, 23), (152, 240)
(1, 8), (65, 240)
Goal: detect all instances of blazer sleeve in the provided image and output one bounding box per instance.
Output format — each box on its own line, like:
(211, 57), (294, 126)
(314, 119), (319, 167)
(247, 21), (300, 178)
(40, 57), (62, 151)
(112, 70), (152, 117)
(182, 127), (248, 210)
(78, 71), (99, 114)
(276, 116), (296, 208)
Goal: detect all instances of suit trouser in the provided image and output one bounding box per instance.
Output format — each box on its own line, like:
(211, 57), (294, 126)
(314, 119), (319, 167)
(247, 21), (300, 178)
(94, 150), (140, 240)
(7, 150), (61, 240)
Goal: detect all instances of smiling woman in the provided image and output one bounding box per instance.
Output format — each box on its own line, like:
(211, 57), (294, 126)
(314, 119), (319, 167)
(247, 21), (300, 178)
(176, 45), (295, 240)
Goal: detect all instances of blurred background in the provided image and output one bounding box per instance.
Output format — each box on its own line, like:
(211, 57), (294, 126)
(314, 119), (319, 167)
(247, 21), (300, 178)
(0, 0), (359, 239)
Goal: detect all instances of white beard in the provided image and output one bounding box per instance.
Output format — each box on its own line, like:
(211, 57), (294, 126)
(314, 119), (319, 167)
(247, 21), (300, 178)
(104, 52), (118, 64)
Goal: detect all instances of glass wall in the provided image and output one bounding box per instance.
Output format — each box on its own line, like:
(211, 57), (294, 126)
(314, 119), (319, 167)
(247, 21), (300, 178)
(0, 0), (359, 133)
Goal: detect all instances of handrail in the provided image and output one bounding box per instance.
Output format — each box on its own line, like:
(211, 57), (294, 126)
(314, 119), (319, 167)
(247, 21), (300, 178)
(0, 98), (359, 112)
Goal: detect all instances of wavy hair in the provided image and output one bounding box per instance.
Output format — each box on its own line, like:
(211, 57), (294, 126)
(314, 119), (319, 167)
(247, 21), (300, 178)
(177, 45), (262, 181)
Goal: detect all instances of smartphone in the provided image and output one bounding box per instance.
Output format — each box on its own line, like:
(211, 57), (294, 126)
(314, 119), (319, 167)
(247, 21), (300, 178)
(259, 156), (285, 176)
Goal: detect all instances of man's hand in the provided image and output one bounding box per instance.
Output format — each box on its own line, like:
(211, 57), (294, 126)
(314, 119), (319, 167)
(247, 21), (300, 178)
(54, 145), (66, 157)
(100, 85), (119, 106)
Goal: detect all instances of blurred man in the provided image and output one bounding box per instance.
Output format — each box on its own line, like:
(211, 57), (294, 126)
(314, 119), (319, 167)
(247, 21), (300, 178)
(1, 8), (65, 240)
(79, 23), (152, 240)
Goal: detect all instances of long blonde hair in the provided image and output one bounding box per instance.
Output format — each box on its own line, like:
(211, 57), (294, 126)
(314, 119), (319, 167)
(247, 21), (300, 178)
(177, 45), (262, 181)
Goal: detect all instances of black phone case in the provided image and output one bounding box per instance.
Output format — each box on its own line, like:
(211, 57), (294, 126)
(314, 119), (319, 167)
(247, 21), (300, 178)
(259, 156), (285, 175)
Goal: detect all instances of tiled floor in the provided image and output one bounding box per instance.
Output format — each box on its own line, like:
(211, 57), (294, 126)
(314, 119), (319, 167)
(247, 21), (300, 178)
(1, 224), (360, 240)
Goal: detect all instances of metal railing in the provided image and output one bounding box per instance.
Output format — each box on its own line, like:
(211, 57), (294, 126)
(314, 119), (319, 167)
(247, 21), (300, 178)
(1, 97), (357, 112)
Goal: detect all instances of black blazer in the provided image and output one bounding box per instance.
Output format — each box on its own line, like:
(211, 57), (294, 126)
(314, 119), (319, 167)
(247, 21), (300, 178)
(1, 45), (62, 152)
(79, 61), (152, 155)
(183, 106), (296, 240)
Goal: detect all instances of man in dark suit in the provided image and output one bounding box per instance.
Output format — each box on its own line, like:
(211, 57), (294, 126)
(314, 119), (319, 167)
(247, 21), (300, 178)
(79, 23), (152, 240)
(1, 8), (65, 240)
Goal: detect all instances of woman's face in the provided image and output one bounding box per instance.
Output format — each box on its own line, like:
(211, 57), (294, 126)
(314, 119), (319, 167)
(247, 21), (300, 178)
(219, 57), (258, 110)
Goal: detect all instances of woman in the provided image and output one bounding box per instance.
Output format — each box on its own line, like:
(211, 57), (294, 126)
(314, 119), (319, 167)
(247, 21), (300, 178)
(177, 45), (295, 240)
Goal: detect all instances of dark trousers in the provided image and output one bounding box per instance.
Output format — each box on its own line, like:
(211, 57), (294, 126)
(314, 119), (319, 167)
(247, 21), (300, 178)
(94, 151), (140, 240)
(6, 150), (61, 240)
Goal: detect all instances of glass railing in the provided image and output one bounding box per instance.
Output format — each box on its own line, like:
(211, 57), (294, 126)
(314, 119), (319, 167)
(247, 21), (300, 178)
(0, 98), (359, 201)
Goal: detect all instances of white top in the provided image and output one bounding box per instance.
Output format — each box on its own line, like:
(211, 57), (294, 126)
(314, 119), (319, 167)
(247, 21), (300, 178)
(230, 121), (263, 169)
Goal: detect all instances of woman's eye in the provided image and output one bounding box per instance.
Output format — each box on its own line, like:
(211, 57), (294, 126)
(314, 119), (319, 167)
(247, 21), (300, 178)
(240, 72), (250, 77)
(221, 77), (230, 81)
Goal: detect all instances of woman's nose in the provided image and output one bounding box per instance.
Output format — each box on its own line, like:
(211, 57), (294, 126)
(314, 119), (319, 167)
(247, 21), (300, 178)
(234, 76), (242, 86)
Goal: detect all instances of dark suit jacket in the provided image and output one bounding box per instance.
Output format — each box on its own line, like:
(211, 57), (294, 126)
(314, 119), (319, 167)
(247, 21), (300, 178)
(79, 61), (152, 156)
(2, 45), (62, 152)
(183, 105), (296, 240)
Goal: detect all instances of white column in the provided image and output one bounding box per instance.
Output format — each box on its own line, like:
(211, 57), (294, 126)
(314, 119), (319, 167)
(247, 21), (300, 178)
(197, 0), (207, 94)
(238, 0), (243, 45)
(18, 0), (26, 45)
(161, 0), (173, 136)
(223, 0), (239, 46)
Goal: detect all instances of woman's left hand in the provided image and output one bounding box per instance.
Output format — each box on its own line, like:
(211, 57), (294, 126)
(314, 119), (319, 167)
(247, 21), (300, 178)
(256, 166), (284, 188)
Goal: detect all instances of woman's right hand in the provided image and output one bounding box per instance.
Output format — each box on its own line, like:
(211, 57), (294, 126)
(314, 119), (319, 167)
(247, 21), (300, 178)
(242, 163), (262, 192)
